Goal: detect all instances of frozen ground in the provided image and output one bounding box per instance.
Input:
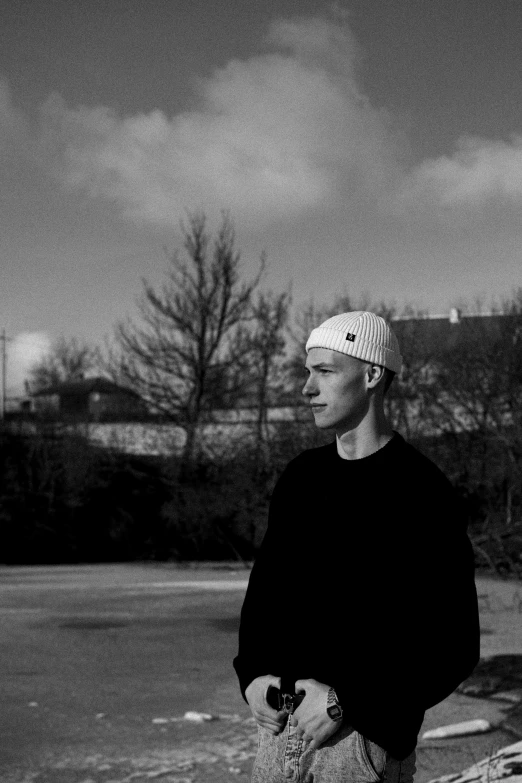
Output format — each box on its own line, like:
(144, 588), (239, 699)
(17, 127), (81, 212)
(0, 564), (520, 782)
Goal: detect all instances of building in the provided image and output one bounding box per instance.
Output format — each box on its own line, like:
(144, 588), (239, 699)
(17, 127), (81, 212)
(391, 307), (519, 355)
(388, 308), (521, 438)
(31, 377), (147, 422)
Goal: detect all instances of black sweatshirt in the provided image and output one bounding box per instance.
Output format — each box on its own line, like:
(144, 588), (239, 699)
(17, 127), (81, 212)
(233, 433), (480, 760)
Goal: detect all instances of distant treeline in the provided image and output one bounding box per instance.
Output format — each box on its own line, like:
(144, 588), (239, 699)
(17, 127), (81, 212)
(0, 423), (520, 576)
(8, 217), (522, 575)
(0, 425), (312, 565)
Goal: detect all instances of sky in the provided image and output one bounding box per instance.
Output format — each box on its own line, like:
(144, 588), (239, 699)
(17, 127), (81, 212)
(2, 0), (522, 393)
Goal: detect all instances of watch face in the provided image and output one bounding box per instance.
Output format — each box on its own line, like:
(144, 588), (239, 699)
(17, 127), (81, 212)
(327, 704), (343, 721)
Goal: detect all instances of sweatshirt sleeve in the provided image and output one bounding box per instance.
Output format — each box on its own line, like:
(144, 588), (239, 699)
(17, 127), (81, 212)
(332, 477), (480, 758)
(232, 462), (295, 699)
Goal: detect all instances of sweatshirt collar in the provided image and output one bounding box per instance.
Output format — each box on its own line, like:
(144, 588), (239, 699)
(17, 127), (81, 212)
(335, 431), (400, 461)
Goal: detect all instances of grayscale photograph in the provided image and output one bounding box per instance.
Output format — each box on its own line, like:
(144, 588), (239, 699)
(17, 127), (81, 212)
(1, 1), (521, 781)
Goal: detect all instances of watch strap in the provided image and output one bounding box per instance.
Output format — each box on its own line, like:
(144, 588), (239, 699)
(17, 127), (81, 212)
(326, 687), (343, 720)
(327, 687), (339, 707)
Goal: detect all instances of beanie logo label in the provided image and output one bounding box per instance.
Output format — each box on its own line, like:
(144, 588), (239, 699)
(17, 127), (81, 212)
(346, 332), (356, 342)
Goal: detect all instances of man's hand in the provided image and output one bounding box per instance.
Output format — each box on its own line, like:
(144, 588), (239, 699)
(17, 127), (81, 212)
(290, 678), (342, 750)
(245, 675), (287, 735)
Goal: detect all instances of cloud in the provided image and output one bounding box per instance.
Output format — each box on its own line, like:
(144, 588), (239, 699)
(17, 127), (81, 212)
(397, 135), (522, 212)
(8, 15), (522, 230)
(8, 332), (51, 396)
(37, 17), (399, 228)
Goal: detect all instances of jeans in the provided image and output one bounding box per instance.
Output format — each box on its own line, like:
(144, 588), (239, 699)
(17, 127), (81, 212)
(251, 721), (416, 783)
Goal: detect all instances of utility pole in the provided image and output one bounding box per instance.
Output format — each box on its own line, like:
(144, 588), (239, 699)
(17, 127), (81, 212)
(0, 329), (12, 421)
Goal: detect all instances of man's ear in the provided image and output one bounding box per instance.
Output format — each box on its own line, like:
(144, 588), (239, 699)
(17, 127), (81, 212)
(366, 363), (385, 389)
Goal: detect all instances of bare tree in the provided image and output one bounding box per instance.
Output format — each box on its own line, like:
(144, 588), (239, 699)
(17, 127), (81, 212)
(112, 213), (264, 463)
(429, 296), (522, 497)
(409, 295), (522, 445)
(248, 290), (290, 461)
(28, 337), (101, 393)
(389, 293), (522, 573)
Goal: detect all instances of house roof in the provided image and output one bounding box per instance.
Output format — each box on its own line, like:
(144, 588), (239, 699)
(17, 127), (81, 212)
(391, 311), (520, 357)
(31, 377), (139, 398)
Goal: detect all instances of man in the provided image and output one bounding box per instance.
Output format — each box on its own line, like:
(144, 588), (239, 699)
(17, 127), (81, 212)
(234, 311), (479, 783)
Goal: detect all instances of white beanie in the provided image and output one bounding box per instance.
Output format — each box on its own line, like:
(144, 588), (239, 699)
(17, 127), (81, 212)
(305, 311), (402, 374)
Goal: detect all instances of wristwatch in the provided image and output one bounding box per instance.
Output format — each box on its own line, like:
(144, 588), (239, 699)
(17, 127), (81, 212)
(326, 687), (343, 721)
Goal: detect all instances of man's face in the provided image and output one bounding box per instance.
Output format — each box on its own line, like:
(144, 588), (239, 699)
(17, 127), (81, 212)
(302, 347), (370, 434)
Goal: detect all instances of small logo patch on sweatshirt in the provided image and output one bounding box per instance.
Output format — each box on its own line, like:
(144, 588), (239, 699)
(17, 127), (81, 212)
(346, 332), (356, 342)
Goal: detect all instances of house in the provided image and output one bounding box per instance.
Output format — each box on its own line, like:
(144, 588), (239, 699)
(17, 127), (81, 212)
(391, 307), (519, 356)
(388, 308), (522, 437)
(31, 377), (147, 422)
